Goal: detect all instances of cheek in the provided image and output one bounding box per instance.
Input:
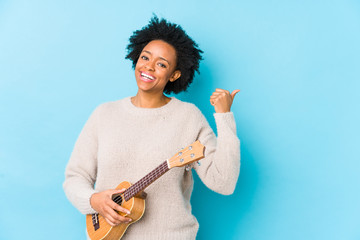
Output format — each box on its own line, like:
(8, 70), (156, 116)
(165, 71), (175, 81)
(135, 61), (141, 70)
(158, 72), (171, 82)
(135, 58), (146, 69)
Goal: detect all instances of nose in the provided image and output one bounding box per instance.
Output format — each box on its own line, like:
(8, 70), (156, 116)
(145, 60), (155, 71)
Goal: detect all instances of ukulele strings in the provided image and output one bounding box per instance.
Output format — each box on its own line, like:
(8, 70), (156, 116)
(113, 162), (169, 205)
(113, 146), (196, 206)
(125, 162), (168, 198)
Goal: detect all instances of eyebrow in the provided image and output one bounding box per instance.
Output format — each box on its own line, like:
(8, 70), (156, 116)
(143, 50), (170, 64)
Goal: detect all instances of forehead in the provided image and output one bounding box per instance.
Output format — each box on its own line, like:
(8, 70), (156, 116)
(142, 40), (177, 61)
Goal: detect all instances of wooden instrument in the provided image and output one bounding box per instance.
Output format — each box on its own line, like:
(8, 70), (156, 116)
(86, 140), (205, 240)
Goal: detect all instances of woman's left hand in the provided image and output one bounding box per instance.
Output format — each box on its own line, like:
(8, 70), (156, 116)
(210, 88), (240, 113)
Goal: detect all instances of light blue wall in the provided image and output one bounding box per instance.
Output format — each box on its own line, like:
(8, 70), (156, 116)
(1, 0), (359, 239)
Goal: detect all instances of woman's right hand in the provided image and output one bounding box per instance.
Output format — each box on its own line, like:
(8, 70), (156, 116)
(90, 189), (132, 226)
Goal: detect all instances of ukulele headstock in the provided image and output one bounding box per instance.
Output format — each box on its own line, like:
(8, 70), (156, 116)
(168, 140), (205, 168)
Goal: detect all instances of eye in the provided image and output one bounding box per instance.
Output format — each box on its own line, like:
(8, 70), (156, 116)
(141, 55), (149, 60)
(158, 63), (167, 68)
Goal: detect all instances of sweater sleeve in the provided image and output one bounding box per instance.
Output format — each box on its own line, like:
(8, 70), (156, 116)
(63, 107), (100, 215)
(193, 111), (240, 195)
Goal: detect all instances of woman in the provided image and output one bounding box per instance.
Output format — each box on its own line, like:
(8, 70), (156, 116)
(63, 16), (240, 239)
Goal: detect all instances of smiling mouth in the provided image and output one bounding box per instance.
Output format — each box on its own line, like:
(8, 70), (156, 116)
(140, 72), (155, 82)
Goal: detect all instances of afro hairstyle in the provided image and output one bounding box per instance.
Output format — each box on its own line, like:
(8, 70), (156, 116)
(125, 16), (203, 94)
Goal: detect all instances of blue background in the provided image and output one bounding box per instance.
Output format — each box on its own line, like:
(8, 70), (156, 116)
(1, 0), (359, 239)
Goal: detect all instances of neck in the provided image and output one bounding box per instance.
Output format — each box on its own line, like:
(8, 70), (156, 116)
(131, 91), (171, 108)
(123, 161), (170, 201)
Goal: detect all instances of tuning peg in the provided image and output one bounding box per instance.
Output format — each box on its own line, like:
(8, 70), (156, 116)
(185, 165), (191, 171)
(197, 161), (201, 166)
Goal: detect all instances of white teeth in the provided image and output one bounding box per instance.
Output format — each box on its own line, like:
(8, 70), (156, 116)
(141, 73), (154, 80)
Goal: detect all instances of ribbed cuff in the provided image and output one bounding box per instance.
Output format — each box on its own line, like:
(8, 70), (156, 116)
(75, 188), (97, 215)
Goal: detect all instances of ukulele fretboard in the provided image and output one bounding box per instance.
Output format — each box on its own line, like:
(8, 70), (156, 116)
(123, 161), (169, 201)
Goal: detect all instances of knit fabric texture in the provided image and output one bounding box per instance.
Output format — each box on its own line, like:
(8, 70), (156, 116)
(63, 97), (240, 240)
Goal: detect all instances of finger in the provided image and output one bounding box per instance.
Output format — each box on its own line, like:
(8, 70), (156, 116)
(111, 201), (131, 215)
(216, 88), (230, 94)
(103, 211), (119, 226)
(210, 99), (217, 106)
(110, 211), (132, 224)
(107, 206), (132, 223)
(118, 215), (133, 223)
(211, 92), (227, 99)
(104, 215), (131, 227)
(230, 90), (240, 99)
(109, 201), (132, 221)
(105, 205), (132, 223)
(210, 95), (220, 99)
(104, 217), (116, 226)
(109, 188), (126, 200)
(110, 188), (126, 195)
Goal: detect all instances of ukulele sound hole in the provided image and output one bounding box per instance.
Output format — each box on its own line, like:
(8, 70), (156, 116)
(112, 194), (123, 206)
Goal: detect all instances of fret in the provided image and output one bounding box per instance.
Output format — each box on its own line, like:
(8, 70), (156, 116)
(124, 161), (169, 201)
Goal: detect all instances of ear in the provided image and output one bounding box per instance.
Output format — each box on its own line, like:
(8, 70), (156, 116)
(169, 70), (181, 82)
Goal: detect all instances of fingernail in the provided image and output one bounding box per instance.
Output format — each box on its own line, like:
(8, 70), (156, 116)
(127, 211), (131, 214)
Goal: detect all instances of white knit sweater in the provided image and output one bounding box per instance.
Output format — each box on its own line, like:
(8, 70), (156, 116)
(63, 97), (240, 240)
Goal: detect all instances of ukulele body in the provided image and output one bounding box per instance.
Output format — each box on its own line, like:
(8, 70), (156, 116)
(86, 181), (145, 240)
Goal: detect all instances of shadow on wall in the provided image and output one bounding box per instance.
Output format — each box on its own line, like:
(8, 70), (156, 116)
(175, 63), (260, 239)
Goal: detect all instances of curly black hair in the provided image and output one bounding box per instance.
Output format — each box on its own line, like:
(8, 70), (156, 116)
(125, 16), (203, 94)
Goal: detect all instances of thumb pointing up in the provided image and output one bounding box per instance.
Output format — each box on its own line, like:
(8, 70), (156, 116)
(210, 88), (241, 113)
(231, 90), (241, 99)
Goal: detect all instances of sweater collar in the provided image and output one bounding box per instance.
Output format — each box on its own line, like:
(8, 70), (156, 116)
(123, 96), (178, 115)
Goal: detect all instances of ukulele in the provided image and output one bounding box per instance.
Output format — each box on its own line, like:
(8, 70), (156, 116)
(86, 140), (205, 240)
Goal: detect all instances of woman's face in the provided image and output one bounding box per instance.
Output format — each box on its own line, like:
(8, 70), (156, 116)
(134, 40), (181, 94)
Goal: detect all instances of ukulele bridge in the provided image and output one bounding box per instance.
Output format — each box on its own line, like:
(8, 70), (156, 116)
(92, 213), (100, 231)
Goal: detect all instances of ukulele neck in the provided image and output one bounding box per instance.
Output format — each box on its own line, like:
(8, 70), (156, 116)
(123, 161), (169, 201)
